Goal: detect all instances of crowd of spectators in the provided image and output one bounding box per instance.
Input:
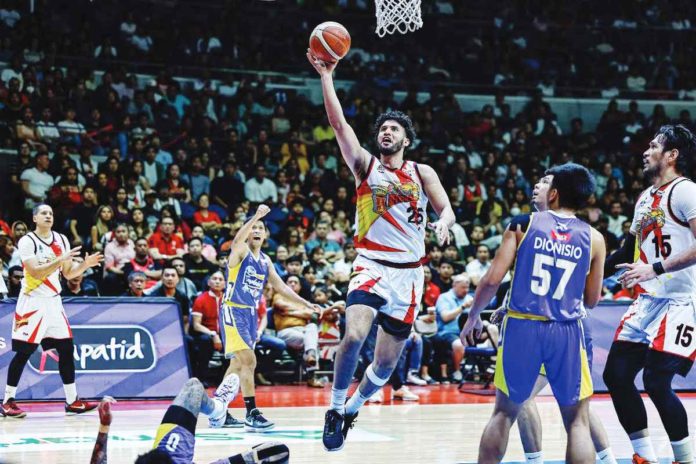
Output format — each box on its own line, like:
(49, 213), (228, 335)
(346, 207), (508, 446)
(2, 0), (696, 97)
(1, 0), (696, 391)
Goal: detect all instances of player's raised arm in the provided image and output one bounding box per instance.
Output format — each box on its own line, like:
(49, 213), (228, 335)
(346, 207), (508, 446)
(306, 50), (371, 179)
(228, 205), (270, 266)
(418, 163), (455, 245)
(584, 228), (607, 308)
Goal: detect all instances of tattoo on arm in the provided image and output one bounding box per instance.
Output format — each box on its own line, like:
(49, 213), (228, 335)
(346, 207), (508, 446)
(90, 431), (108, 464)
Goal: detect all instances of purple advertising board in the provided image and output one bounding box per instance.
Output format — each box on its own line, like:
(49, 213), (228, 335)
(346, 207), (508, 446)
(588, 301), (696, 391)
(0, 297), (191, 400)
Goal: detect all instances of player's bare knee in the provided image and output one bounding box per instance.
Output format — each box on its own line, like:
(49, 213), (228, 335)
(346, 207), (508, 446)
(341, 330), (365, 350)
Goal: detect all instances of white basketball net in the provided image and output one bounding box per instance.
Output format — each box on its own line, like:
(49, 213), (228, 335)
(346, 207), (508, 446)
(375, 0), (423, 37)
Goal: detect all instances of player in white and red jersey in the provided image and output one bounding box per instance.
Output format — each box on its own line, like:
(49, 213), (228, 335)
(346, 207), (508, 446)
(1, 204), (103, 419)
(307, 51), (455, 452)
(605, 125), (696, 464)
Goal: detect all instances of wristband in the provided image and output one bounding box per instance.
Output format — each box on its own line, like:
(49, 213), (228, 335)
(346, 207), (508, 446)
(652, 262), (666, 276)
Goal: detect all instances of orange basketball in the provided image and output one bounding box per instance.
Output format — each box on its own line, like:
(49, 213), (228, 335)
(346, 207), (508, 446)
(309, 21), (351, 64)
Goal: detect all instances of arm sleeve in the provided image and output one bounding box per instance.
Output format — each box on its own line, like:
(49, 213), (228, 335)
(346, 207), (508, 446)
(604, 233), (637, 276)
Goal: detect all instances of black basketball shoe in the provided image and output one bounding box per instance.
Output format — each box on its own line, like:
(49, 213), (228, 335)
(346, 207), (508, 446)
(322, 409), (345, 451)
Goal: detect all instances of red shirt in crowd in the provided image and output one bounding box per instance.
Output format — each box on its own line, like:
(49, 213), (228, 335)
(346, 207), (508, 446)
(257, 295), (267, 326)
(148, 231), (184, 257)
(192, 290), (222, 333)
(423, 281), (441, 308)
(193, 210), (222, 227)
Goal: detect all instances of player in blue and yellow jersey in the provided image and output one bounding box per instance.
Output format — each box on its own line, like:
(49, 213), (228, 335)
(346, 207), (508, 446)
(460, 163), (607, 464)
(507, 173), (617, 464)
(216, 204), (318, 432)
(86, 374), (290, 464)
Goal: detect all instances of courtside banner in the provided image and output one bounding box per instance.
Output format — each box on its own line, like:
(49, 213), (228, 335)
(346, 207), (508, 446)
(588, 301), (696, 392)
(0, 297), (191, 400)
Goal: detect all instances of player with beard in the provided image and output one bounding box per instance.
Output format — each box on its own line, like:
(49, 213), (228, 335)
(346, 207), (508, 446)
(495, 174), (616, 464)
(604, 125), (696, 464)
(307, 51), (455, 452)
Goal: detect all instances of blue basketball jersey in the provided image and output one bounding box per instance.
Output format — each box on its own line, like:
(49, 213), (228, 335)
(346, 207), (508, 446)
(223, 250), (269, 309)
(507, 211), (592, 321)
(153, 424), (195, 464)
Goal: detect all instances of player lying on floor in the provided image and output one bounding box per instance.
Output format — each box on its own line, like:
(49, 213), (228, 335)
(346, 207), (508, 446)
(88, 374), (289, 464)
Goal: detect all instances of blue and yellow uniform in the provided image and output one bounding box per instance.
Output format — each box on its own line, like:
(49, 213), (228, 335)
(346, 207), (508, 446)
(497, 211), (593, 406)
(219, 250), (269, 356)
(152, 406), (197, 464)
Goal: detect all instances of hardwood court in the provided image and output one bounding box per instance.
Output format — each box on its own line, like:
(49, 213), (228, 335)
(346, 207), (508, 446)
(0, 385), (691, 463)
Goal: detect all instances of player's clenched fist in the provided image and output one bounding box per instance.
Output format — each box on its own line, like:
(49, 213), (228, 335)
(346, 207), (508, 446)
(255, 204), (271, 219)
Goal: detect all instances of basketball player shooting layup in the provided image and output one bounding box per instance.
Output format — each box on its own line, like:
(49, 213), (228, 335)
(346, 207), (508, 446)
(461, 163), (606, 463)
(2, 204), (103, 418)
(307, 51), (455, 452)
(604, 125), (696, 464)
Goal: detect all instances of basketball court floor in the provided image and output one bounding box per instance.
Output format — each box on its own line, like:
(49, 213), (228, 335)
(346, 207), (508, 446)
(0, 385), (691, 463)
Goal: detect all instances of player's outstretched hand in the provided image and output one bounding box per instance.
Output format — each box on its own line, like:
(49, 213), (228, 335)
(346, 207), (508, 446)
(98, 396), (116, 426)
(84, 252), (104, 268)
(427, 221), (450, 246)
(616, 261), (656, 288)
(61, 246), (83, 262)
(306, 49), (337, 76)
(460, 314), (483, 347)
(255, 204), (271, 219)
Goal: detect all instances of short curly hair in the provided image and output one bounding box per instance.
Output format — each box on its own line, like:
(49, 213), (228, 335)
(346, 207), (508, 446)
(373, 110), (417, 150)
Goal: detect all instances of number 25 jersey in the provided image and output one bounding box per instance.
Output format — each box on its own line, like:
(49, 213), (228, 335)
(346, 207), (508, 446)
(353, 157), (428, 264)
(507, 211), (591, 321)
(631, 177), (696, 299)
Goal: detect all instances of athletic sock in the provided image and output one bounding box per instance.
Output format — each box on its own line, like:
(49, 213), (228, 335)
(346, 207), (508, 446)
(243, 396), (256, 416)
(345, 388), (371, 416)
(631, 436), (657, 462)
(524, 451), (543, 463)
(671, 436), (694, 463)
(4, 385), (17, 403)
(597, 447), (618, 464)
(330, 387), (348, 414)
(64, 383), (77, 404)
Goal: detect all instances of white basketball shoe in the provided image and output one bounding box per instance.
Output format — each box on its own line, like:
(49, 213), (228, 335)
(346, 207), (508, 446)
(209, 373), (240, 428)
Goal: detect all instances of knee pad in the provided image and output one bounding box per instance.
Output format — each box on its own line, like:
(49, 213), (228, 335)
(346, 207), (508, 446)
(365, 363), (390, 387)
(642, 367), (674, 399)
(12, 339), (38, 356)
(11, 350), (32, 364)
(54, 339), (75, 357)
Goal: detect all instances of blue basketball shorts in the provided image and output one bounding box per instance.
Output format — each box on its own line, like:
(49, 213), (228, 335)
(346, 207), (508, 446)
(494, 313), (593, 406)
(219, 304), (257, 358)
